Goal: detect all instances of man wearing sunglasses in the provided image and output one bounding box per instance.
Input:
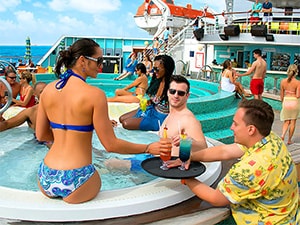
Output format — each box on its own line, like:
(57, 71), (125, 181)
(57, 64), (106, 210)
(0, 69), (20, 107)
(159, 75), (207, 157)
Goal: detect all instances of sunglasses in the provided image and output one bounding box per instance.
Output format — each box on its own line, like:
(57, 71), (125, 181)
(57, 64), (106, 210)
(168, 89), (187, 96)
(153, 67), (160, 72)
(84, 56), (103, 66)
(7, 76), (17, 79)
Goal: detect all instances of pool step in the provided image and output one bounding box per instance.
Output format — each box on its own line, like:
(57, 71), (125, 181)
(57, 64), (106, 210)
(205, 128), (234, 144)
(196, 101), (237, 133)
(192, 96), (239, 144)
(188, 91), (236, 114)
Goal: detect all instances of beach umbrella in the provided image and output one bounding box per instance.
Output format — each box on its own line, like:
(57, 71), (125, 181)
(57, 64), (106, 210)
(58, 39), (65, 52)
(24, 37), (31, 60)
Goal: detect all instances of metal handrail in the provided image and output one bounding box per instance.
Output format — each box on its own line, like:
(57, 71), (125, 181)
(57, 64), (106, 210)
(0, 77), (12, 114)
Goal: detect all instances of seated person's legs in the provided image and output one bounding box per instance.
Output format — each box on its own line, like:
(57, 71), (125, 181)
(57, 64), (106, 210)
(119, 109), (139, 123)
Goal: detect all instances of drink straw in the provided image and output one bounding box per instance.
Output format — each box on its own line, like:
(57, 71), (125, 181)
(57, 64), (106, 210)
(163, 125), (168, 138)
(158, 120), (161, 136)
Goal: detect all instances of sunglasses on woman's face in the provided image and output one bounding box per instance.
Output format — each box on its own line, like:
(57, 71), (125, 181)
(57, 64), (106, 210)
(153, 67), (160, 72)
(84, 56), (103, 66)
(168, 89), (187, 96)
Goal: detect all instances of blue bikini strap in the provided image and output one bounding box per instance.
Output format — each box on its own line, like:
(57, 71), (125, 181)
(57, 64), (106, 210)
(50, 121), (94, 132)
(55, 69), (86, 90)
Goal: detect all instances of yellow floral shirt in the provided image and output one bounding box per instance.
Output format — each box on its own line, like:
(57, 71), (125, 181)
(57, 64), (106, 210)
(218, 132), (299, 224)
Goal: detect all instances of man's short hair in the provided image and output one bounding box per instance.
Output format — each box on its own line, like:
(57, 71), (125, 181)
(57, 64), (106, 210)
(253, 49), (262, 56)
(170, 75), (190, 93)
(239, 99), (274, 136)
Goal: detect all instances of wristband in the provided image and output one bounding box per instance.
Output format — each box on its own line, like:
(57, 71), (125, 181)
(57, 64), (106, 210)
(130, 159), (141, 171)
(144, 144), (150, 153)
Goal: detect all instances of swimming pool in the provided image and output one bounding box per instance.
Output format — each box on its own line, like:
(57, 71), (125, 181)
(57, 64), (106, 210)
(36, 73), (215, 98)
(0, 124), (158, 192)
(0, 116), (222, 222)
(0, 74), (228, 221)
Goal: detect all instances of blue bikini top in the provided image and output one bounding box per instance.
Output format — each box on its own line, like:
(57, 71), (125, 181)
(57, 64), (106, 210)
(52, 69), (94, 132)
(50, 121), (94, 132)
(55, 69), (86, 90)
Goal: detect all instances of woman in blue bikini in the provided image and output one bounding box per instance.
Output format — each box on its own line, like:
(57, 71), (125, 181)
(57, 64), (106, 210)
(35, 38), (160, 204)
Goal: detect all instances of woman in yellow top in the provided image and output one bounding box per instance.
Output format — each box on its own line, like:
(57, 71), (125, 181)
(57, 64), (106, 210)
(107, 63), (148, 103)
(280, 64), (300, 145)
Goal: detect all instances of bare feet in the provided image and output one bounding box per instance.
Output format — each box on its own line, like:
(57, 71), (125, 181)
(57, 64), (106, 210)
(287, 140), (294, 145)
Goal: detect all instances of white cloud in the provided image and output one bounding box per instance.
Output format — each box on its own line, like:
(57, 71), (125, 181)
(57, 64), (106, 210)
(0, 0), (21, 12)
(14, 10), (35, 24)
(57, 15), (88, 32)
(48, 0), (121, 14)
(32, 2), (45, 8)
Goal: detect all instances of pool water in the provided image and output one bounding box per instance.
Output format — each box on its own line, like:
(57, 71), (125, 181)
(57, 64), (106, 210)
(1, 74), (219, 193)
(0, 125), (158, 192)
(37, 73), (214, 99)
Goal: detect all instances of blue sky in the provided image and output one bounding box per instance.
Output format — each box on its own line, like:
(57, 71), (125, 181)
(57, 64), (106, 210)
(0, 0), (253, 45)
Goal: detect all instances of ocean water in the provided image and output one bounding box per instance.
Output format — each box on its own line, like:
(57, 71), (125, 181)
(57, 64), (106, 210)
(0, 45), (51, 65)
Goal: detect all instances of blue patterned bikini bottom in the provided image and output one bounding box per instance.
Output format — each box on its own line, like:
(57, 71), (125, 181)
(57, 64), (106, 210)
(38, 161), (96, 198)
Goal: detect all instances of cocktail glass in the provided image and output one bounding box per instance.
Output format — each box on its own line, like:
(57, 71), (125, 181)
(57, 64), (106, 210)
(140, 97), (147, 116)
(178, 137), (192, 170)
(159, 137), (172, 170)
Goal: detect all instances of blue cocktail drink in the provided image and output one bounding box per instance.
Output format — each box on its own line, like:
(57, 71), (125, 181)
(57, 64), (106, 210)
(178, 137), (192, 170)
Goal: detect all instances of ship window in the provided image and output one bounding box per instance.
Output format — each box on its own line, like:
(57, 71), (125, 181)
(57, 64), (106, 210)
(271, 52), (290, 71)
(166, 0), (174, 4)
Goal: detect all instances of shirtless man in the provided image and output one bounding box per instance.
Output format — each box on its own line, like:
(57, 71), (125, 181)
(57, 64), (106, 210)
(105, 75), (207, 170)
(0, 69), (21, 106)
(237, 49), (266, 100)
(0, 82), (46, 132)
(159, 74), (207, 157)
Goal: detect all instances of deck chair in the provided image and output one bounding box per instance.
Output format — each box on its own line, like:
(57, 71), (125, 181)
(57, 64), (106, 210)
(270, 22), (280, 34)
(279, 22), (289, 34)
(288, 23), (298, 34)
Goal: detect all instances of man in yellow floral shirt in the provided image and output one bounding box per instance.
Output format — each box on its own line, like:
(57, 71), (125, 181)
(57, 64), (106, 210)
(183, 99), (299, 224)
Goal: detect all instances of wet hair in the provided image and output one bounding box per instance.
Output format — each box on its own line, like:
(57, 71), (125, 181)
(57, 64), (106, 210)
(170, 75), (190, 93)
(146, 54), (175, 102)
(253, 49), (262, 56)
(238, 99), (274, 137)
(287, 64), (298, 83)
(136, 63), (147, 74)
(55, 38), (100, 77)
(222, 59), (231, 72)
(21, 71), (36, 85)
